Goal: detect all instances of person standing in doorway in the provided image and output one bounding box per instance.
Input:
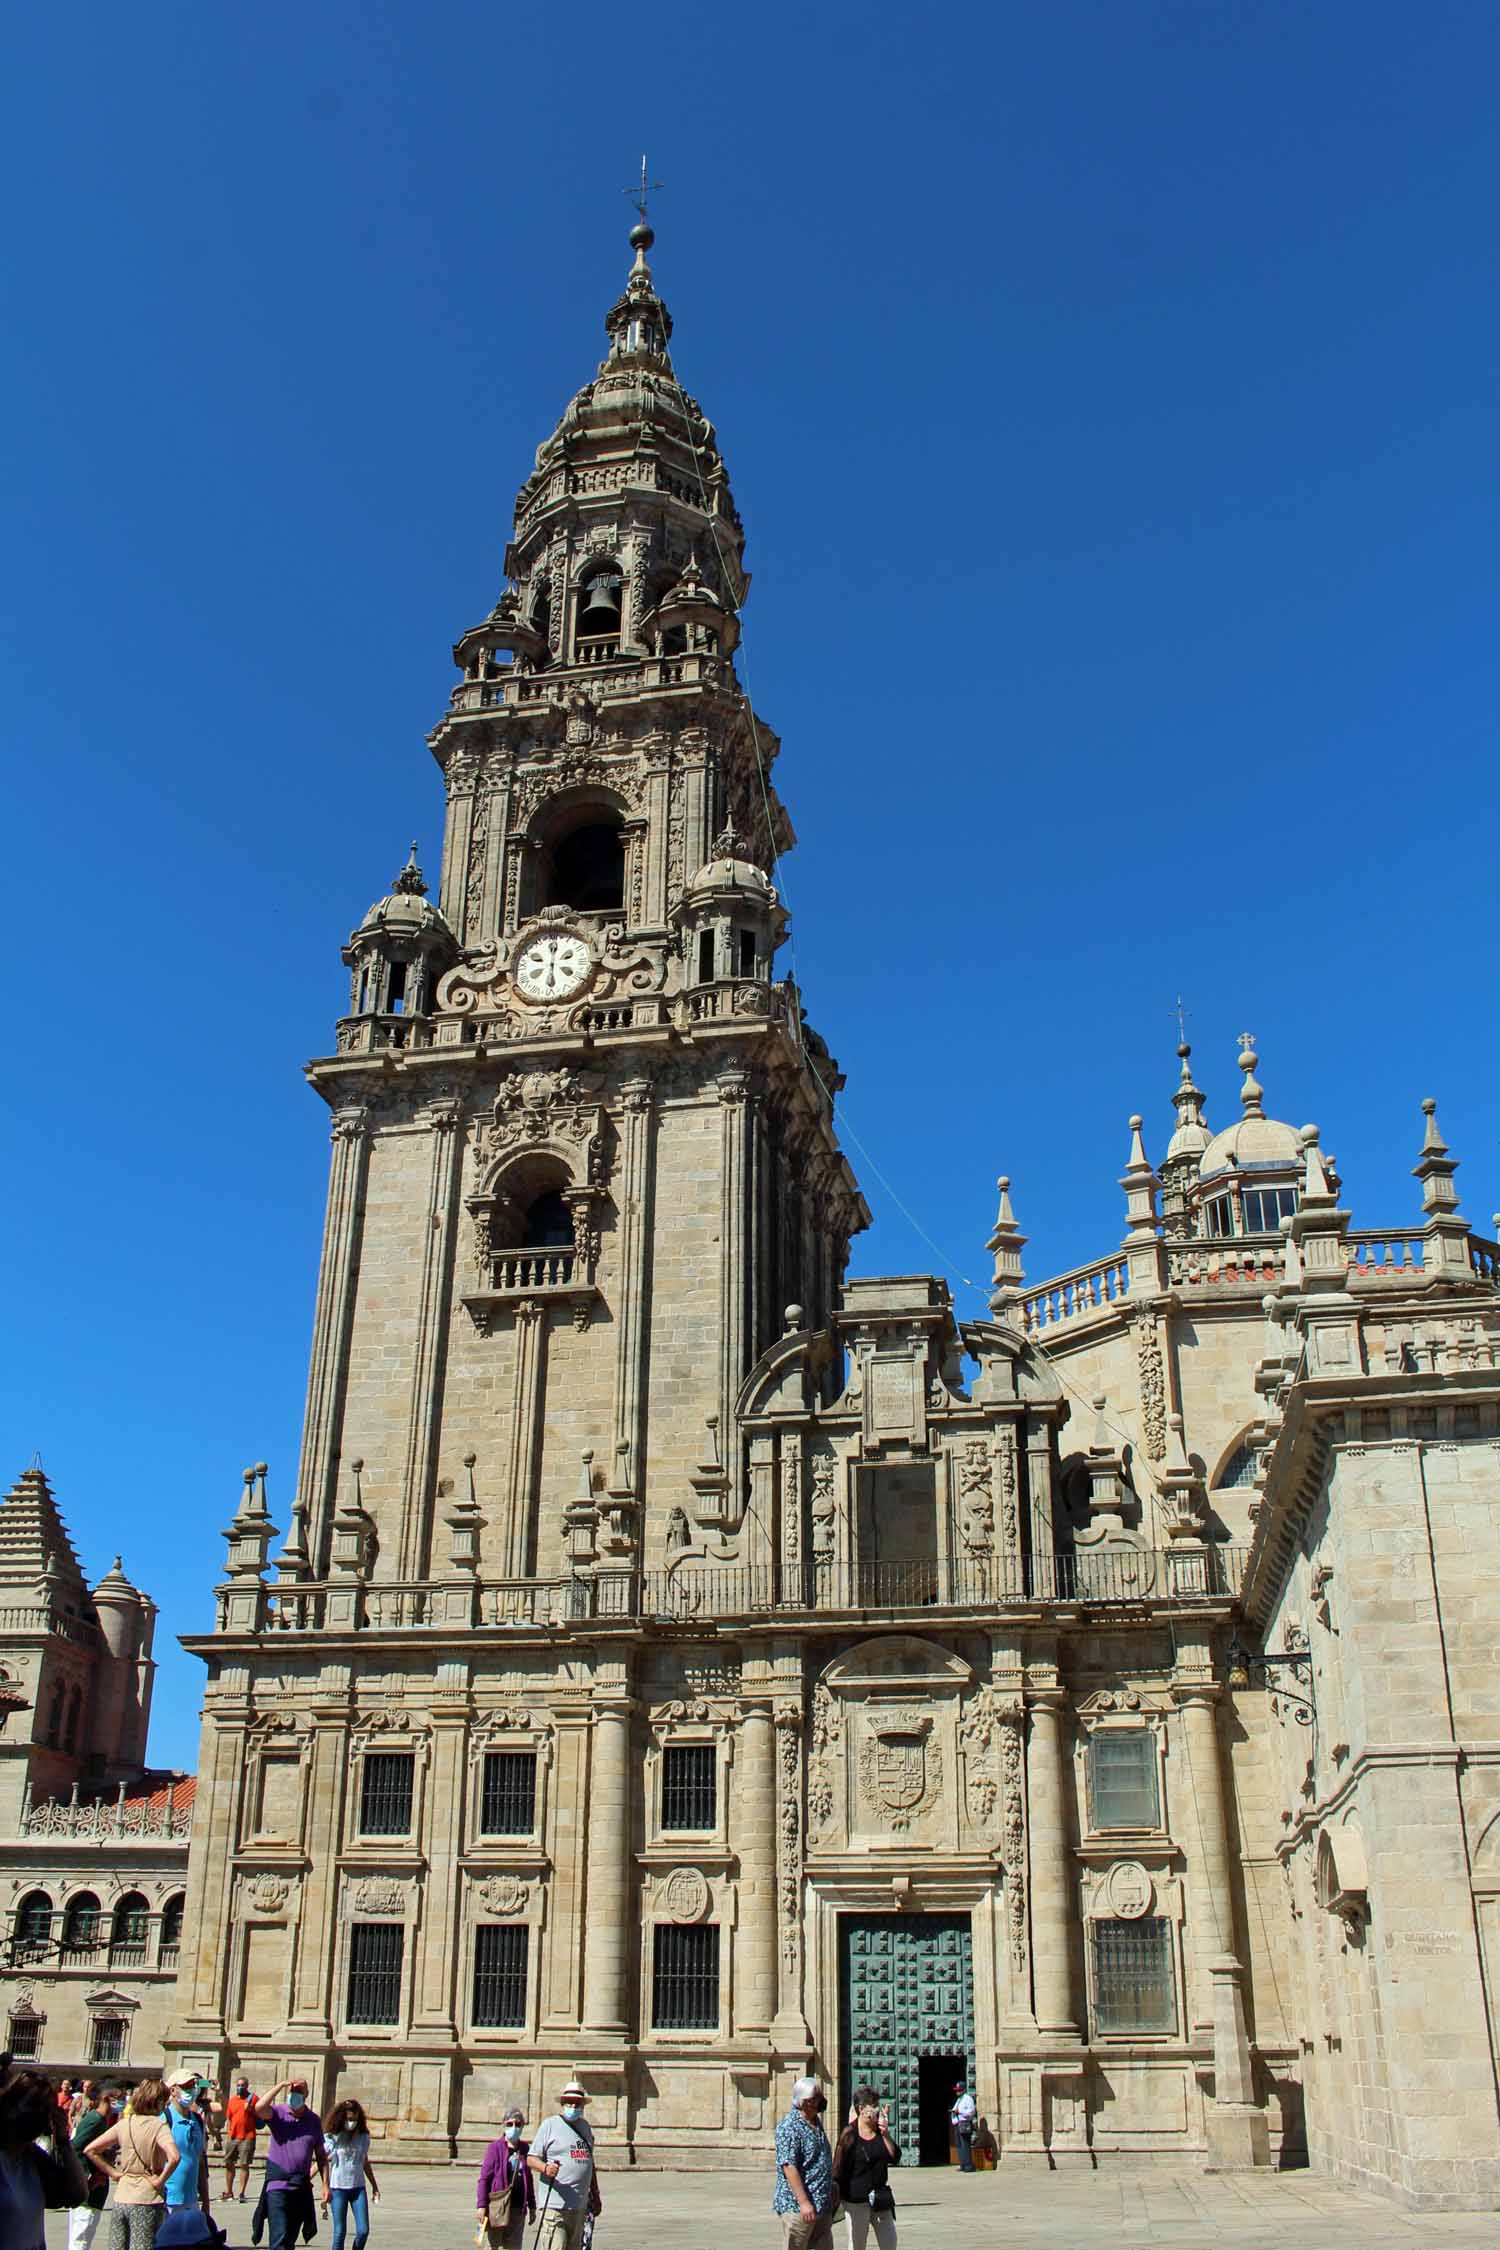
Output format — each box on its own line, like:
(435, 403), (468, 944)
(948, 2084), (976, 2173)
(220, 2075), (256, 2205)
(773, 2076), (838, 2250)
(476, 2105), (534, 2250)
(832, 2087), (899, 2250)
(321, 2095), (380, 2250)
(161, 2075), (210, 2217)
(527, 2079), (600, 2250)
(251, 2078), (327, 2250)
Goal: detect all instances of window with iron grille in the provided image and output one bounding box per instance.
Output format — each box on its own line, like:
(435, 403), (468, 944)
(652, 1922), (719, 2029)
(8, 2014), (41, 2058)
(89, 2016), (127, 2065)
(1089, 1917), (1176, 2034)
(346, 1923), (404, 2025)
(359, 1752), (414, 1836)
(472, 1923), (529, 2027)
(63, 1893), (104, 1953)
(13, 1892), (52, 1957)
(661, 1744), (716, 1831)
(480, 1751), (537, 1837)
(1087, 1729), (1160, 1829)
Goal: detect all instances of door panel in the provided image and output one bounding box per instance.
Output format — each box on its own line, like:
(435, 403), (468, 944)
(841, 1913), (975, 2164)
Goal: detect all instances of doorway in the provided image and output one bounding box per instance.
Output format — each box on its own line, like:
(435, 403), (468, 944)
(840, 1913), (976, 2164)
(918, 2054), (966, 2166)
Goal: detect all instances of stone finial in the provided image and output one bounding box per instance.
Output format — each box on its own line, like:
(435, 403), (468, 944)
(986, 1177), (1027, 1316)
(1413, 1096), (1462, 1217)
(392, 842), (427, 897)
(223, 1462), (277, 1579)
(1299, 1123), (1334, 1205)
(1237, 1034), (1265, 1120)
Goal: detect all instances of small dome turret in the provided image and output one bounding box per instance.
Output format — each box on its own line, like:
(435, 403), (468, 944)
(1198, 1038), (1303, 1178)
(674, 825), (785, 987)
(342, 846), (458, 1024)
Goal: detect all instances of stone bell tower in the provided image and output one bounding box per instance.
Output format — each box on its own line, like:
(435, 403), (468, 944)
(290, 216), (867, 1596)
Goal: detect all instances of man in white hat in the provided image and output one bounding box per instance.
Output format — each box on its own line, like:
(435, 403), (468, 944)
(527, 2077), (601, 2250)
(772, 2076), (836, 2250)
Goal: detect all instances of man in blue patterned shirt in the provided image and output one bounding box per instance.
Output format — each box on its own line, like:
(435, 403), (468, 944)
(772, 2077), (837, 2250)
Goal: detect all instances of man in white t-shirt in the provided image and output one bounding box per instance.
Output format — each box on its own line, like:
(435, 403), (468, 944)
(950, 2083), (977, 2173)
(527, 2078), (601, 2250)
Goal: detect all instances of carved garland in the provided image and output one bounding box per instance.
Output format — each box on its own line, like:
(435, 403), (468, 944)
(775, 1703), (804, 1980)
(810, 1448), (838, 1562)
(957, 1685), (998, 1824)
(998, 1702), (1028, 1975)
(1135, 1318), (1168, 1462)
(807, 1679), (842, 1841)
(957, 1439), (994, 1556)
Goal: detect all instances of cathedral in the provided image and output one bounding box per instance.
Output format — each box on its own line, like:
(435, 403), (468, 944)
(113, 218), (1500, 2208)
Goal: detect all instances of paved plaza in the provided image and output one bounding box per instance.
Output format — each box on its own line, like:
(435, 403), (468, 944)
(48, 2162), (1500, 2250)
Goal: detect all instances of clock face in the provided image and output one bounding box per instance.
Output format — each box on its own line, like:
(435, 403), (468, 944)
(514, 932), (592, 1002)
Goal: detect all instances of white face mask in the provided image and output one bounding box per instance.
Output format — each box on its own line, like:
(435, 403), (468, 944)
(505, 2126), (521, 2143)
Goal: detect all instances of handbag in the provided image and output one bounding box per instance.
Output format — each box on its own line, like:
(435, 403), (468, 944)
(868, 2186), (896, 2214)
(487, 2180), (517, 2230)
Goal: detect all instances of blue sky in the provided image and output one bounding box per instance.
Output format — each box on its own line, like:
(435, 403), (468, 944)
(4, 2), (1497, 1771)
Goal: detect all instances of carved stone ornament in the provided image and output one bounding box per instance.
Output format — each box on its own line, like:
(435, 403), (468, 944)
(660, 1867), (711, 1925)
(857, 1712), (941, 1833)
(247, 1875), (290, 1915)
(1106, 1860), (1154, 1919)
(1135, 1318), (1168, 1462)
(352, 1878), (406, 1917)
(478, 1876), (530, 1917)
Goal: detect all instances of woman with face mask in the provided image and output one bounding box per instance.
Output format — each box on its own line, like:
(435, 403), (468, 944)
(0, 2057), (91, 2250)
(320, 2095), (380, 2250)
(81, 2078), (178, 2250)
(476, 2107), (534, 2250)
(832, 2087), (900, 2250)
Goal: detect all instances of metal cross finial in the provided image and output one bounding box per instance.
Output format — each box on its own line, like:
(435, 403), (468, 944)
(1174, 996), (1187, 1044)
(625, 154), (665, 225)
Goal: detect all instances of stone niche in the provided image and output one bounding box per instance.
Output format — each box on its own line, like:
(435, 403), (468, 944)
(809, 1635), (971, 1853)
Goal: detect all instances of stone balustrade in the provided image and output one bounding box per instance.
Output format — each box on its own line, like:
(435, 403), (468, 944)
(1019, 1253), (1130, 1335)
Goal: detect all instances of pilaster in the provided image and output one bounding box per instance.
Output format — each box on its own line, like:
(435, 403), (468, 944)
(502, 1301), (549, 1577)
(735, 1695), (778, 2039)
(1024, 1673), (1079, 2039)
(398, 1098), (465, 1577)
(582, 1679), (635, 2034)
(287, 1710), (350, 2036)
(300, 1104), (371, 1574)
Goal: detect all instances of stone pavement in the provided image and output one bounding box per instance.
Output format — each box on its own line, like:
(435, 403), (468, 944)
(48, 2163), (1500, 2250)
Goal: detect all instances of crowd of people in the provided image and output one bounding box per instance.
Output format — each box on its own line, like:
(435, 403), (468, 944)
(1, 2046), (981, 2250)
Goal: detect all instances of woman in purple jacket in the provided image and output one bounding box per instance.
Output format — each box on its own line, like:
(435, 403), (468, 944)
(476, 2107), (534, 2250)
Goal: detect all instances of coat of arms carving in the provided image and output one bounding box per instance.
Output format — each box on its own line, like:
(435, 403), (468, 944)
(857, 1712), (940, 1832)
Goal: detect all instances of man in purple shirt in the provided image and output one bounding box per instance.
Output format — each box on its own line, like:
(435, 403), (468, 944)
(251, 2078), (328, 2250)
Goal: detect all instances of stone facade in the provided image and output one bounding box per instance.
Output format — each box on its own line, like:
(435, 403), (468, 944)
(0, 1467), (192, 2076)
(155, 226), (1500, 2208)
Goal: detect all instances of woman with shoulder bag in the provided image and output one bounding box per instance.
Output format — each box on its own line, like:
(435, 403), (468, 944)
(84, 2079), (179, 2250)
(832, 2086), (900, 2250)
(476, 2105), (534, 2250)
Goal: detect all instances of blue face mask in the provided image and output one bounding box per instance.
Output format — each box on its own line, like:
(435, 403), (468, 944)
(561, 2105), (581, 2122)
(288, 2093), (306, 2113)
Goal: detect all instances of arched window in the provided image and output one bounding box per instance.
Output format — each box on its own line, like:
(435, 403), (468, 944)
(576, 563), (623, 651)
(63, 1891), (103, 1955)
(111, 1891), (151, 1966)
(1213, 1435), (1262, 1490)
(14, 1891), (53, 1959)
(160, 1893), (185, 1963)
(530, 577), (552, 657)
(522, 1189), (573, 1249)
(546, 820), (625, 914)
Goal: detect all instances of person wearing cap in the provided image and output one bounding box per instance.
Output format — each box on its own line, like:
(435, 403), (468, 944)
(948, 2084), (976, 2173)
(527, 2079), (601, 2250)
(163, 2072), (211, 2216)
(476, 2103), (534, 2249)
(773, 2077), (838, 2250)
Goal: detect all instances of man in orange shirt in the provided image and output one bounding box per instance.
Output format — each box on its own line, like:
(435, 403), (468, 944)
(221, 2074), (257, 2204)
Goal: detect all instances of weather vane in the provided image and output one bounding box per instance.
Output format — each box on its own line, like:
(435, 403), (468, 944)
(624, 154), (665, 227)
(1175, 995), (1187, 1044)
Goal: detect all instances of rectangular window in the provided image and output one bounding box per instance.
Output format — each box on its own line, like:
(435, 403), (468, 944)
(1204, 1194), (1235, 1239)
(1242, 1185), (1298, 1234)
(89, 2018), (126, 2065)
(1090, 1917), (1176, 2034)
(8, 2017), (40, 2058)
(1088, 1729), (1160, 1829)
(661, 1743), (716, 1831)
(652, 1922), (720, 2030)
(346, 1923), (404, 2025)
(472, 1924), (529, 2028)
(480, 1751), (537, 1837)
(698, 931), (715, 984)
(738, 930), (756, 978)
(359, 1752), (414, 1837)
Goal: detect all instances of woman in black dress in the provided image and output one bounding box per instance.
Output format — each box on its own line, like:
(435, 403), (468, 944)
(832, 2085), (900, 2250)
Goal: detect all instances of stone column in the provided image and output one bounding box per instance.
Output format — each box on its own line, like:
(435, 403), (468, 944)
(502, 1301), (549, 1577)
(582, 1696), (634, 2034)
(438, 750), (480, 933)
(736, 1700), (778, 2037)
(609, 1076), (656, 1528)
(1173, 1684), (1236, 2032)
(399, 1099), (464, 1578)
(717, 1066), (754, 1452)
(300, 1105), (371, 1575)
(1025, 1690), (1079, 2038)
(171, 1713), (246, 2047)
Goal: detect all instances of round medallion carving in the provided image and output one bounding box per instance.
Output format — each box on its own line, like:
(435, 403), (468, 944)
(249, 1876), (289, 1914)
(479, 1876), (530, 1916)
(1106, 1860), (1154, 1919)
(661, 1868), (711, 1924)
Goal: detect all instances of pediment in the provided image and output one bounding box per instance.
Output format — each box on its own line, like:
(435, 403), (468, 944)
(82, 1988), (142, 2011)
(822, 1635), (971, 1692)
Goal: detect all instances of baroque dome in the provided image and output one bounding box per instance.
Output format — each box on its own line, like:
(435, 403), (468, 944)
(1199, 1040), (1301, 1177)
(352, 845), (453, 943)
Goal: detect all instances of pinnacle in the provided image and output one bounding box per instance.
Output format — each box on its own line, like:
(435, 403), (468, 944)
(0, 1465), (88, 1593)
